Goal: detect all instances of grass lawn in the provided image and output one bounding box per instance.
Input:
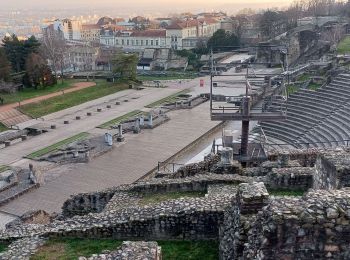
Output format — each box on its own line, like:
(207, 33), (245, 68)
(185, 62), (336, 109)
(31, 238), (218, 260)
(31, 238), (123, 260)
(26, 132), (89, 160)
(0, 122), (8, 133)
(0, 242), (9, 253)
(139, 191), (206, 206)
(297, 74), (311, 81)
(97, 110), (145, 129)
(308, 83), (322, 91)
(287, 85), (299, 96)
(268, 189), (304, 197)
(0, 80), (79, 105)
(19, 81), (128, 118)
(145, 89), (190, 108)
(0, 165), (10, 173)
(337, 36), (350, 55)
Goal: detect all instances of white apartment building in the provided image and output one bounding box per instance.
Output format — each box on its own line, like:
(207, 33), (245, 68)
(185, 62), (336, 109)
(100, 30), (167, 51)
(166, 18), (221, 50)
(99, 18), (221, 51)
(46, 19), (82, 41)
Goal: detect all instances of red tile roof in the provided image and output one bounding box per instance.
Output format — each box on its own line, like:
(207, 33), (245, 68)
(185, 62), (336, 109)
(131, 30), (166, 37)
(167, 18), (219, 30)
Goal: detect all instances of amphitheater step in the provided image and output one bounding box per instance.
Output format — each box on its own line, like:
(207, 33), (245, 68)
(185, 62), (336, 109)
(0, 109), (32, 127)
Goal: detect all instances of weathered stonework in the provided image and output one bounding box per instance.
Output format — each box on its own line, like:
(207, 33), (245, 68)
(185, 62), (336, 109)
(314, 151), (350, 189)
(79, 241), (161, 260)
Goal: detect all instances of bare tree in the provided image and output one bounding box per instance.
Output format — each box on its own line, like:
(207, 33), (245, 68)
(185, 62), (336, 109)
(40, 30), (67, 83)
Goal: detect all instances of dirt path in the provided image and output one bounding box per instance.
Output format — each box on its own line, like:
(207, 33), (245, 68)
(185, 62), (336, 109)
(0, 82), (96, 113)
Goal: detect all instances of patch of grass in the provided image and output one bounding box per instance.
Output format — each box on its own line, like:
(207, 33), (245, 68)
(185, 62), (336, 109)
(26, 132), (89, 159)
(139, 191), (206, 206)
(268, 189), (304, 197)
(145, 89), (190, 108)
(31, 238), (123, 260)
(0, 242), (9, 253)
(97, 110), (145, 129)
(0, 80), (79, 105)
(297, 74), (311, 81)
(308, 83), (322, 91)
(32, 238), (218, 260)
(0, 165), (10, 173)
(0, 122), (8, 133)
(287, 85), (299, 95)
(158, 240), (219, 260)
(19, 81), (128, 118)
(337, 36), (350, 55)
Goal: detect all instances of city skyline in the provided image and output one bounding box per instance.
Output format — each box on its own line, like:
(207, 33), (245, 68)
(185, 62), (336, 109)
(3, 0), (293, 13)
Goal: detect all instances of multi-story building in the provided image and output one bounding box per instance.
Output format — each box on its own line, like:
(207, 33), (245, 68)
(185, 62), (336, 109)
(100, 29), (167, 51)
(65, 44), (99, 72)
(42, 19), (82, 41)
(166, 18), (221, 50)
(81, 24), (101, 43)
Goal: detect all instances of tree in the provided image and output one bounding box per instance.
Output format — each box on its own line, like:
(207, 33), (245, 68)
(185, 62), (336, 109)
(259, 10), (288, 39)
(112, 53), (138, 80)
(207, 29), (240, 50)
(40, 31), (67, 82)
(25, 53), (56, 88)
(0, 48), (11, 82)
(2, 35), (40, 73)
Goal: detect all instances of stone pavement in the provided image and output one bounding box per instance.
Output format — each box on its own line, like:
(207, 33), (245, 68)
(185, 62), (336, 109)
(0, 87), (178, 165)
(0, 102), (220, 215)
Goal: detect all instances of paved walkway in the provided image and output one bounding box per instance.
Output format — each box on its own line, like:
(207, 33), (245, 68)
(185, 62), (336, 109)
(0, 87), (178, 165)
(0, 102), (220, 215)
(0, 82), (96, 112)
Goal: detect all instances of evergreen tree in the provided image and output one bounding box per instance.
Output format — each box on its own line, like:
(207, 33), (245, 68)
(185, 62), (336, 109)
(0, 48), (11, 82)
(112, 53), (138, 80)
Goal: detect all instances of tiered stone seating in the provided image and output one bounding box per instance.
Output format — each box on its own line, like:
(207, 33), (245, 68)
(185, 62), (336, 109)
(0, 109), (31, 127)
(261, 73), (350, 149)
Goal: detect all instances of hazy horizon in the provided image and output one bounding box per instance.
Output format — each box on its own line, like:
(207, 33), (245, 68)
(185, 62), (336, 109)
(2, 0), (293, 14)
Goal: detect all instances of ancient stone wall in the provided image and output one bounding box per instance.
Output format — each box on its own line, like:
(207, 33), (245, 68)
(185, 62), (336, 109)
(61, 174), (253, 218)
(314, 151), (350, 189)
(266, 167), (314, 191)
(62, 189), (116, 218)
(219, 182), (269, 259)
(244, 189), (350, 259)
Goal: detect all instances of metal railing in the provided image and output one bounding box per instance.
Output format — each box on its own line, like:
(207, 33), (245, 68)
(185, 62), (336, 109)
(267, 139), (350, 149)
(157, 161), (185, 173)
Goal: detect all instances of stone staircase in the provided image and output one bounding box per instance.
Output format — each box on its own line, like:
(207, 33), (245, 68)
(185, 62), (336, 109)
(0, 109), (31, 127)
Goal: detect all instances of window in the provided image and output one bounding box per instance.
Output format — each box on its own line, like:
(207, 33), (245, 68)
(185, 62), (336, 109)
(146, 40), (148, 45)
(150, 40), (153, 45)
(156, 40), (159, 46)
(141, 40), (143, 45)
(127, 40), (129, 45)
(136, 40), (139, 45)
(122, 39), (125, 45)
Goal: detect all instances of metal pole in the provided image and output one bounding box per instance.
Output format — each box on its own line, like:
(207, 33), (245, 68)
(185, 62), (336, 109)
(210, 49), (213, 112)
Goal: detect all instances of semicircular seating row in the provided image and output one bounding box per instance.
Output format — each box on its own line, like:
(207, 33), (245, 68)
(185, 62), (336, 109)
(259, 73), (350, 150)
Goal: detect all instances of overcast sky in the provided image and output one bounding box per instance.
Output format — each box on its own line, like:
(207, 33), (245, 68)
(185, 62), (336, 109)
(2, 0), (292, 12)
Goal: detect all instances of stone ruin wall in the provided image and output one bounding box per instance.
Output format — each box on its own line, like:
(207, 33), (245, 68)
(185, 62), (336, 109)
(220, 182), (350, 259)
(314, 152), (350, 190)
(1, 149), (350, 259)
(62, 189), (116, 218)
